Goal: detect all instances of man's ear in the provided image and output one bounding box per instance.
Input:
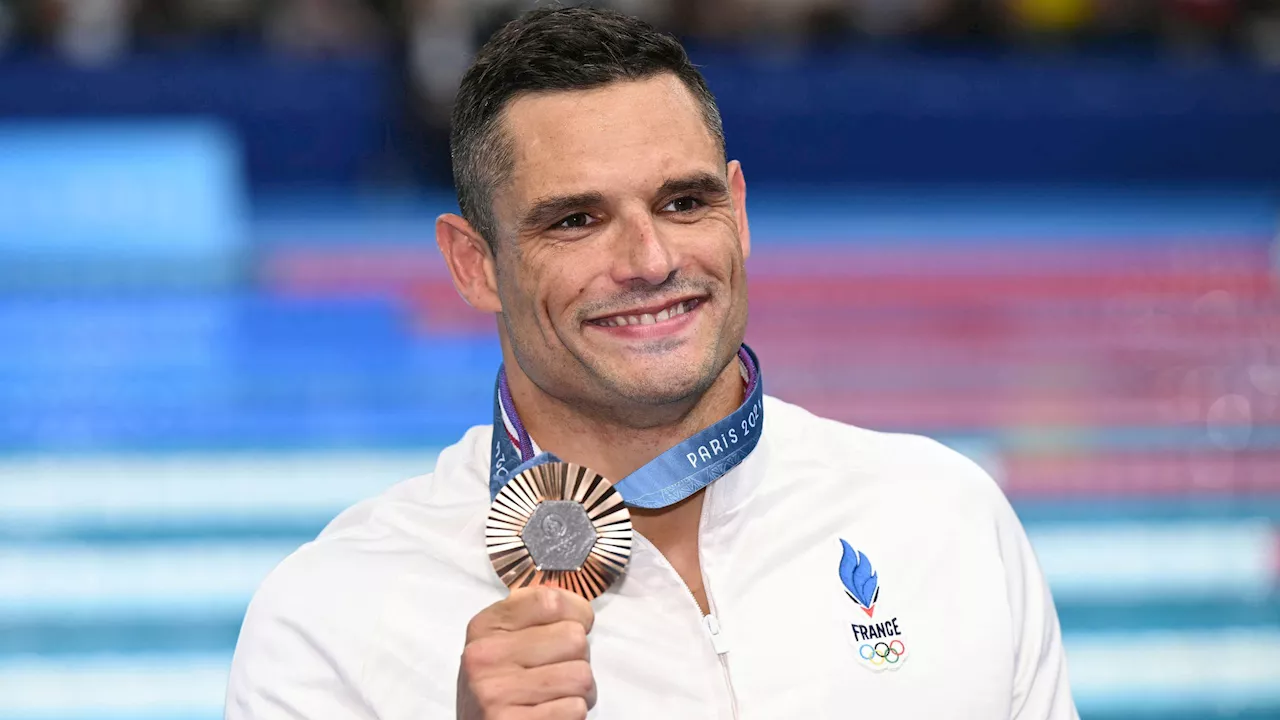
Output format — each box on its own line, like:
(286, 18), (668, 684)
(727, 160), (751, 260)
(436, 213), (503, 313)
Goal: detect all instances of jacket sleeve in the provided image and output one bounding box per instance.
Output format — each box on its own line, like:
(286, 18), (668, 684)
(224, 555), (379, 720)
(993, 493), (1079, 720)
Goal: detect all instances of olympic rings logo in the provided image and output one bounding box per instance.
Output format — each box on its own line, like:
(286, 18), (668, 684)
(859, 640), (905, 666)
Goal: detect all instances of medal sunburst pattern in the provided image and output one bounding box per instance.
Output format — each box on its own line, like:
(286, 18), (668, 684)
(486, 462), (633, 600)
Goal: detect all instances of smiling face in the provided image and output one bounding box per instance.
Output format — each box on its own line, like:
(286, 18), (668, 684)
(440, 74), (751, 424)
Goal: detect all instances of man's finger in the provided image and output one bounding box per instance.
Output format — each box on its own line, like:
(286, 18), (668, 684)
(519, 696), (590, 720)
(490, 621), (591, 668)
(471, 660), (596, 709)
(468, 587), (594, 640)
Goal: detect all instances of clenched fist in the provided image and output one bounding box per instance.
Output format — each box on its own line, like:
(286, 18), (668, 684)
(457, 587), (597, 720)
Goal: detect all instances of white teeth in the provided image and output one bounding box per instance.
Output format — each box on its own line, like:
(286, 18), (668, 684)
(598, 300), (695, 328)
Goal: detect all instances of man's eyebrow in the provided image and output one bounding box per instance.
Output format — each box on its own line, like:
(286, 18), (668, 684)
(519, 192), (605, 232)
(657, 173), (730, 199)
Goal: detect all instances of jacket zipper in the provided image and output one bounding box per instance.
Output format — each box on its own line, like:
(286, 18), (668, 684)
(674, 579), (740, 719)
(705, 613), (740, 720)
(674, 489), (741, 720)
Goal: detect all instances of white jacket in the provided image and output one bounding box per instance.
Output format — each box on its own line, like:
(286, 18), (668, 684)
(226, 396), (1077, 719)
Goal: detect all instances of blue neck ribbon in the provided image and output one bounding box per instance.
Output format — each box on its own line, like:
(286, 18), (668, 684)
(489, 346), (765, 510)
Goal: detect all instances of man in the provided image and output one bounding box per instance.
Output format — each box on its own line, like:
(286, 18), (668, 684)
(226, 7), (1077, 719)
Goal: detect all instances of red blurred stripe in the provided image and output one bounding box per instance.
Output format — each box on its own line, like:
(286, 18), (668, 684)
(258, 243), (1280, 441)
(1001, 450), (1280, 496)
(792, 393), (1268, 428)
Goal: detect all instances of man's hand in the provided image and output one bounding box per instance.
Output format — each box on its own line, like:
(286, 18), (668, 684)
(457, 587), (597, 720)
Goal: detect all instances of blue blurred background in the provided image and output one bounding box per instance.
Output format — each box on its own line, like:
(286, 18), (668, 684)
(0, 0), (1278, 717)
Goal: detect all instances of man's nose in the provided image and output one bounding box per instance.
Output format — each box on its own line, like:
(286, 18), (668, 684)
(611, 211), (677, 287)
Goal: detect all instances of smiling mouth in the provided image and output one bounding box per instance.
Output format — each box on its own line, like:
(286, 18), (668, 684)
(588, 298), (703, 328)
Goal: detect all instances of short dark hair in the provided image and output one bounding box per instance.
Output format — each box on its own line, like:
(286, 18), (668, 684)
(450, 5), (726, 249)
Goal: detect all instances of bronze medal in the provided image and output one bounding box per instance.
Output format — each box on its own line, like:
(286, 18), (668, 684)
(486, 462), (632, 600)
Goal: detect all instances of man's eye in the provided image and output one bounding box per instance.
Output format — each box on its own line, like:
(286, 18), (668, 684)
(664, 197), (702, 213)
(554, 213), (593, 230)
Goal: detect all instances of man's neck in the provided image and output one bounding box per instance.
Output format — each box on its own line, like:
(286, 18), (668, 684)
(505, 357), (745, 486)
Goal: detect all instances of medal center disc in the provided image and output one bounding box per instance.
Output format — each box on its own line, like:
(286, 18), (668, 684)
(522, 501), (597, 572)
